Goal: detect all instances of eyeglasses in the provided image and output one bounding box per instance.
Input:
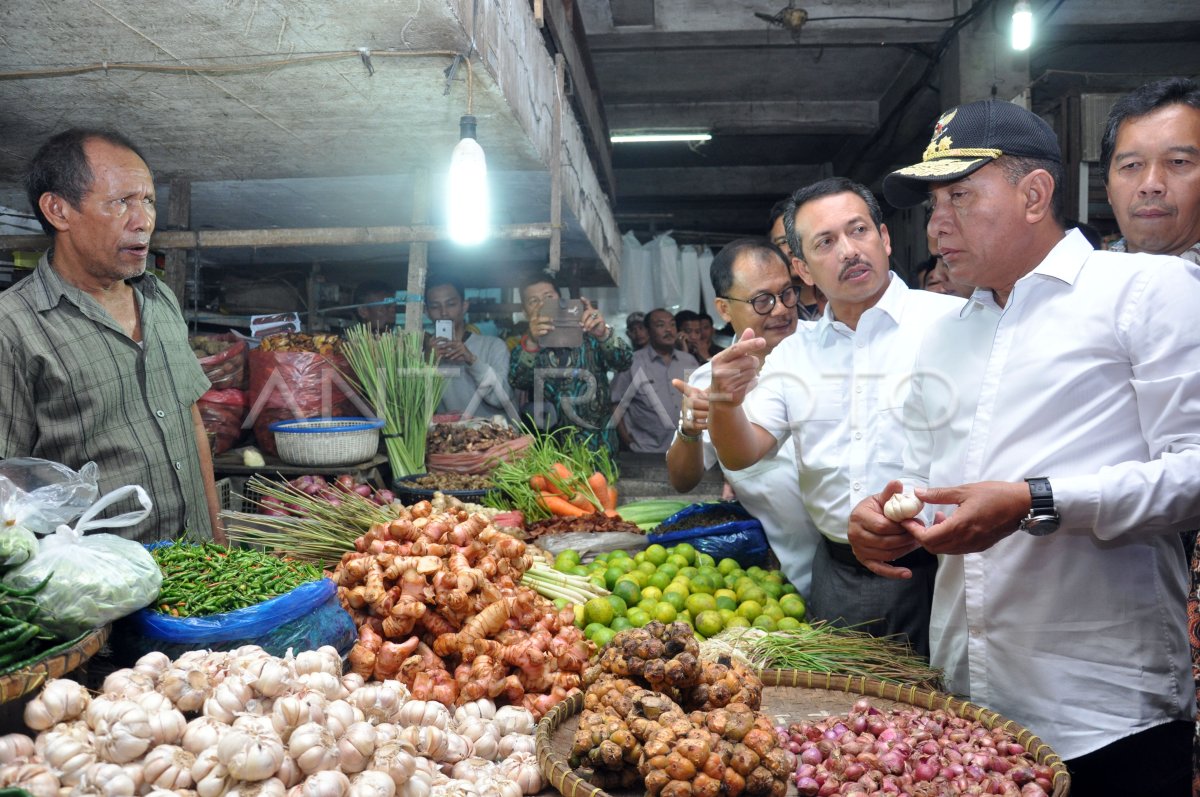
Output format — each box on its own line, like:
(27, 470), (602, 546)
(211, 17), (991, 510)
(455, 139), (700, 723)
(719, 285), (802, 315)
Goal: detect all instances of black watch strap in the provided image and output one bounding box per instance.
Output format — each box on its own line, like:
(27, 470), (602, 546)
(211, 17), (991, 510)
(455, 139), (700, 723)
(1026, 477), (1054, 514)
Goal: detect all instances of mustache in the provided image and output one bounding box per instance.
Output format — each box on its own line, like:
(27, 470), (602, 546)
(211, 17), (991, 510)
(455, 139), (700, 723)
(838, 257), (870, 280)
(1131, 200), (1174, 214)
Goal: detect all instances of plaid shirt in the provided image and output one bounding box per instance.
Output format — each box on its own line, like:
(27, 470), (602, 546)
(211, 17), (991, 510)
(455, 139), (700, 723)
(0, 252), (211, 541)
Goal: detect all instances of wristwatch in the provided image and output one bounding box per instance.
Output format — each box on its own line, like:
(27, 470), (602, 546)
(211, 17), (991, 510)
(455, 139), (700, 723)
(676, 418), (701, 443)
(1019, 477), (1060, 536)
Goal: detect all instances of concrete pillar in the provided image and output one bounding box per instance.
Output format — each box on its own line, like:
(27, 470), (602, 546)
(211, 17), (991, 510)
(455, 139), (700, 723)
(940, 1), (1030, 107)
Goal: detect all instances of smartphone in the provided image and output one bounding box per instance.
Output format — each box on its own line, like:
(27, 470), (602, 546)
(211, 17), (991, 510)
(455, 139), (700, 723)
(539, 299), (584, 348)
(434, 319), (453, 340)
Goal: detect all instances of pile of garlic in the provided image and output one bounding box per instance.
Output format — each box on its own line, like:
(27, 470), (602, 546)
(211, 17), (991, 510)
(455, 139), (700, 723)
(0, 645), (546, 797)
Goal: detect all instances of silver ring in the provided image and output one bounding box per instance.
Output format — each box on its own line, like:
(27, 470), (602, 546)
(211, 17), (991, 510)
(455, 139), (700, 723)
(684, 408), (694, 422)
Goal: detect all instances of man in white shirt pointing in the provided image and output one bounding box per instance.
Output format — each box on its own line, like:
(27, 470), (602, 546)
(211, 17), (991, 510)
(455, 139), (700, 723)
(850, 98), (1200, 796)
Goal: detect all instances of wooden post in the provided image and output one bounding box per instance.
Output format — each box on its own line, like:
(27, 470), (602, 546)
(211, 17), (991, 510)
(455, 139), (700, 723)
(307, 262), (321, 332)
(405, 168), (430, 334)
(164, 178), (190, 301)
(534, 0), (544, 28)
(549, 53), (565, 275)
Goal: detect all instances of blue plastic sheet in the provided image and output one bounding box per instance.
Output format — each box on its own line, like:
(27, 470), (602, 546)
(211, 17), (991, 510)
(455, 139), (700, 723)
(647, 502), (770, 568)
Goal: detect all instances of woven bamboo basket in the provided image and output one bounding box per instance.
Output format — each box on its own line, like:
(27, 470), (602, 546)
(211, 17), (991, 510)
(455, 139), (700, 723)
(0, 624), (111, 705)
(536, 669), (1070, 797)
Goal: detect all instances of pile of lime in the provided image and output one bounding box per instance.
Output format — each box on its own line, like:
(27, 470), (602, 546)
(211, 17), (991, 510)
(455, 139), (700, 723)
(552, 543), (807, 648)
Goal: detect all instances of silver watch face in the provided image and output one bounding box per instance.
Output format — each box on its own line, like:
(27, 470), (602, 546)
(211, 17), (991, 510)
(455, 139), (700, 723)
(1022, 514), (1060, 536)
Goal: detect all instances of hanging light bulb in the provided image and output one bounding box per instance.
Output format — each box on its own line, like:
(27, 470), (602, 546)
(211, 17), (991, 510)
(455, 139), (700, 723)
(447, 114), (489, 245)
(1011, 0), (1033, 51)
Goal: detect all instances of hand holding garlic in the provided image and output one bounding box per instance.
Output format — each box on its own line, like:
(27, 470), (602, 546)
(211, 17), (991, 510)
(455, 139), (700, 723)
(883, 490), (924, 522)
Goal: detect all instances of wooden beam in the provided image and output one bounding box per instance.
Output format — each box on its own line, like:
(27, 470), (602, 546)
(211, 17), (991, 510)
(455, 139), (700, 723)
(533, 0), (544, 28)
(615, 165), (827, 198)
(540, 0), (616, 198)
(549, 53), (564, 275)
(607, 100), (878, 136)
(0, 224), (555, 252)
(405, 169), (430, 335)
(588, 26), (948, 52)
(164, 178), (190, 302)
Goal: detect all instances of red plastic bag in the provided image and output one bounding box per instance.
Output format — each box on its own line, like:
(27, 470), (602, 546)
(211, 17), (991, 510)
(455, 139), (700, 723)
(192, 333), (248, 390)
(198, 389), (248, 456)
(247, 349), (361, 456)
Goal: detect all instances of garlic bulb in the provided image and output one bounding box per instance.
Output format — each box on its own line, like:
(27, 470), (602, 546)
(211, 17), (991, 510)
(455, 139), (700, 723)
(135, 690), (173, 714)
(183, 715), (229, 754)
(91, 699), (153, 763)
(146, 705), (189, 746)
(461, 725), (499, 761)
(191, 747), (231, 797)
(299, 671), (349, 701)
(227, 776), (289, 796)
(24, 678), (90, 730)
(475, 775), (521, 797)
(288, 722), (340, 775)
(243, 656), (295, 699)
(101, 667), (156, 699)
(347, 683), (407, 725)
(302, 769), (352, 797)
(337, 721), (378, 774)
(340, 673), (366, 693)
(293, 647), (342, 677)
(276, 754), (304, 788)
(439, 733), (472, 764)
(374, 723), (400, 743)
(496, 733), (536, 759)
(35, 721), (95, 785)
(272, 694), (328, 743)
(369, 740), (417, 788)
(324, 700), (365, 738)
(218, 720), (286, 781)
(883, 490), (924, 522)
(495, 752), (543, 795)
(205, 676), (256, 724)
(76, 761), (138, 795)
(350, 770), (397, 797)
(132, 650), (172, 680)
(160, 666), (212, 713)
(449, 758), (494, 784)
(452, 699), (495, 725)
(397, 771), (433, 797)
(396, 700), (451, 730)
(146, 790), (198, 797)
(0, 733), (35, 764)
(0, 761), (60, 797)
(490, 706), (534, 737)
(395, 726), (447, 761)
(142, 744), (196, 790)
(429, 779), (480, 797)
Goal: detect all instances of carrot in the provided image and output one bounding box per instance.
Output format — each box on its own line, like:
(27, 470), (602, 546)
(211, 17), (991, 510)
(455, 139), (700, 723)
(587, 471), (609, 500)
(538, 493), (590, 517)
(602, 486), (618, 514)
(529, 474), (549, 493)
(550, 462), (574, 482)
(568, 492), (596, 512)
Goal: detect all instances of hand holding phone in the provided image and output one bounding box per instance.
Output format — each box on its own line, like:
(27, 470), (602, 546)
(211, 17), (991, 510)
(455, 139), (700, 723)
(434, 319), (454, 340)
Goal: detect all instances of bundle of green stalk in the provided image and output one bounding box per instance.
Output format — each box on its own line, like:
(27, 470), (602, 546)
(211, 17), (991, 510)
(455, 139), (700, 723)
(224, 475), (402, 568)
(521, 562), (610, 604)
(342, 324), (445, 478)
(701, 623), (943, 690)
(483, 426), (619, 521)
(151, 541), (323, 617)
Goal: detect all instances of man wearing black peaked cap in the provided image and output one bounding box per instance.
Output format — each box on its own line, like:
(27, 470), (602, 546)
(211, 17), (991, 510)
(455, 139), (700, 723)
(848, 98), (1200, 797)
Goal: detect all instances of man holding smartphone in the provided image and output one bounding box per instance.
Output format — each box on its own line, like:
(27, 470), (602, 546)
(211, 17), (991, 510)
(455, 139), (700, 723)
(425, 277), (514, 421)
(509, 274), (632, 454)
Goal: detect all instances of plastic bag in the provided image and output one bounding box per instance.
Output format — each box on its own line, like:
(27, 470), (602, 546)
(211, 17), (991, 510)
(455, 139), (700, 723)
(648, 502), (770, 568)
(535, 531), (648, 563)
(1, 485), (162, 638)
(0, 457), (99, 535)
(198, 388), (248, 455)
(192, 333), (248, 390)
(119, 577), (357, 660)
(0, 527), (38, 569)
(248, 348), (358, 456)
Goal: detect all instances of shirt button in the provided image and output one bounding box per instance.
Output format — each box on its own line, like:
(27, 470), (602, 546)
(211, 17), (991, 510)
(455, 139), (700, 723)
(855, 385), (863, 394)
(854, 431), (863, 440)
(156, 410), (165, 418)
(852, 481), (862, 491)
(856, 341), (866, 349)
(174, 462), (183, 471)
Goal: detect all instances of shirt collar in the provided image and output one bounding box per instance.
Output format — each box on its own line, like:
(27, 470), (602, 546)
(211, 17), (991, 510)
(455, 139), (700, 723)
(32, 248), (154, 313)
(1112, 236), (1200, 265)
(817, 270), (906, 340)
(959, 228), (1091, 318)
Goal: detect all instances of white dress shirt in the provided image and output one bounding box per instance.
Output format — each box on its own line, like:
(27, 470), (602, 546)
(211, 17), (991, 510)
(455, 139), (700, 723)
(686, 361), (820, 596)
(901, 229), (1200, 759)
(745, 273), (963, 544)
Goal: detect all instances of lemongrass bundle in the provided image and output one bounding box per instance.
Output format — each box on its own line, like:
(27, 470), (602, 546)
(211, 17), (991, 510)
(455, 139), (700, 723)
(342, 325), (445, 478)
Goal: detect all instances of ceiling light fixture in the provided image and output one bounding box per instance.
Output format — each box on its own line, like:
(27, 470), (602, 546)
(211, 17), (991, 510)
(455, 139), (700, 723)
(1011, 0), (1033, 51)
(610, 132), (713, 144)
(447, 114), (489, 246)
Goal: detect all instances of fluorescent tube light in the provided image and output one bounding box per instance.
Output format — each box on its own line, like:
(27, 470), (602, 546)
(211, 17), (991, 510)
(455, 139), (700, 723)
(1012, 0), (1033, 51)
(610, 132), (713, 144)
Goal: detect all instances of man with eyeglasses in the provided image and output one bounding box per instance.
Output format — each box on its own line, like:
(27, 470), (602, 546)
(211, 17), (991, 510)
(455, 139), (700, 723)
(666, 238), (820, 598)
(707, 177), (963, 654)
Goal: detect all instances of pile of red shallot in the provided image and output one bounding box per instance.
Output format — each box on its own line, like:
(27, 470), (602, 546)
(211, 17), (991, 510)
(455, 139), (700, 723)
(781, 699), (1055, 797)
(260, 474), (397, 516)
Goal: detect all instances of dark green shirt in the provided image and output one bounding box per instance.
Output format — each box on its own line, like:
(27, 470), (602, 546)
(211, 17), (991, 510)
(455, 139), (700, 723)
(0, 252), (211, 542)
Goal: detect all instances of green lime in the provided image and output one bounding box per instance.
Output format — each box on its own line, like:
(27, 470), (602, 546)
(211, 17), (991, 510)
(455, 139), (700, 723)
(740, 586), (769, 605)
(676, 610), (693, 627)
(715, 595), (738, 612)
(637, 598), (657, 614)
(672, 543), (698, 564)
(764, 570), (783, 583)
(752, 615), (778, 631)
(583, 598), (614, 627)
(661, 590), (687, 611)
(762, 604), (785, 622)
(616, 558), (637, 574)
(555, 550), (581, 571)
(776, 617), (803, 631)
(623, 570), (650, 588)
(609, 549), (631, 560)
(666, 554), (690, 570)
(717, 557), (740, 575)
(648, 571), (672, 591)
(695, 610), (724, 637)
(780, 594), (807, 620)
(626, 608), (651, 628)
(658, 562), (680, 579)
(679, 566), (699, 580)
(724, 614), (751, 628)
(664, 582), (690, 600)
(640, 586), (663, 603)
(611, 616), (634, 632)
(695, 553), (715, 569)
(736, 600), (763, 621)
(605, 594), (628, 617)
(634, 550), (647, 563)
(718, 608), (737, 625)
(584, 622), (608, 640)
(715, 588), (738, 602)
(589, 575), (608, 592)
(781, 583), (798, 595)
(592, 627), (617, 648)
(612, 580), (642, 606)
(553, 597), (570, 610)
(568, 565), (589, 577)
(603, 567), (624, 590)
(653, 602), (678, 623)
(574, 604), (586, 627)
(637, 561), (658, 576)
(761, 581), (784, 599)
(644, 544), (669, 565)
(685, 593), (717, 616)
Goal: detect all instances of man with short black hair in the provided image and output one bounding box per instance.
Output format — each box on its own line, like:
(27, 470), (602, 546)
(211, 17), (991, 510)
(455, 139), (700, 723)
(768, 196), (825, 320)
(852, 98), (1200, 796)
(425, 277), (513, 420)
(1102, 77), (1200, 263)
(624, 312), (649, 350)
(612, 308), (698, 454)
(354, 280), (396, 332)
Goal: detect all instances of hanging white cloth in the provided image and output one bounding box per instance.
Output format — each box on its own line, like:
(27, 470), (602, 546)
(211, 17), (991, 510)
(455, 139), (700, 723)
(651, 232), (682, 311)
